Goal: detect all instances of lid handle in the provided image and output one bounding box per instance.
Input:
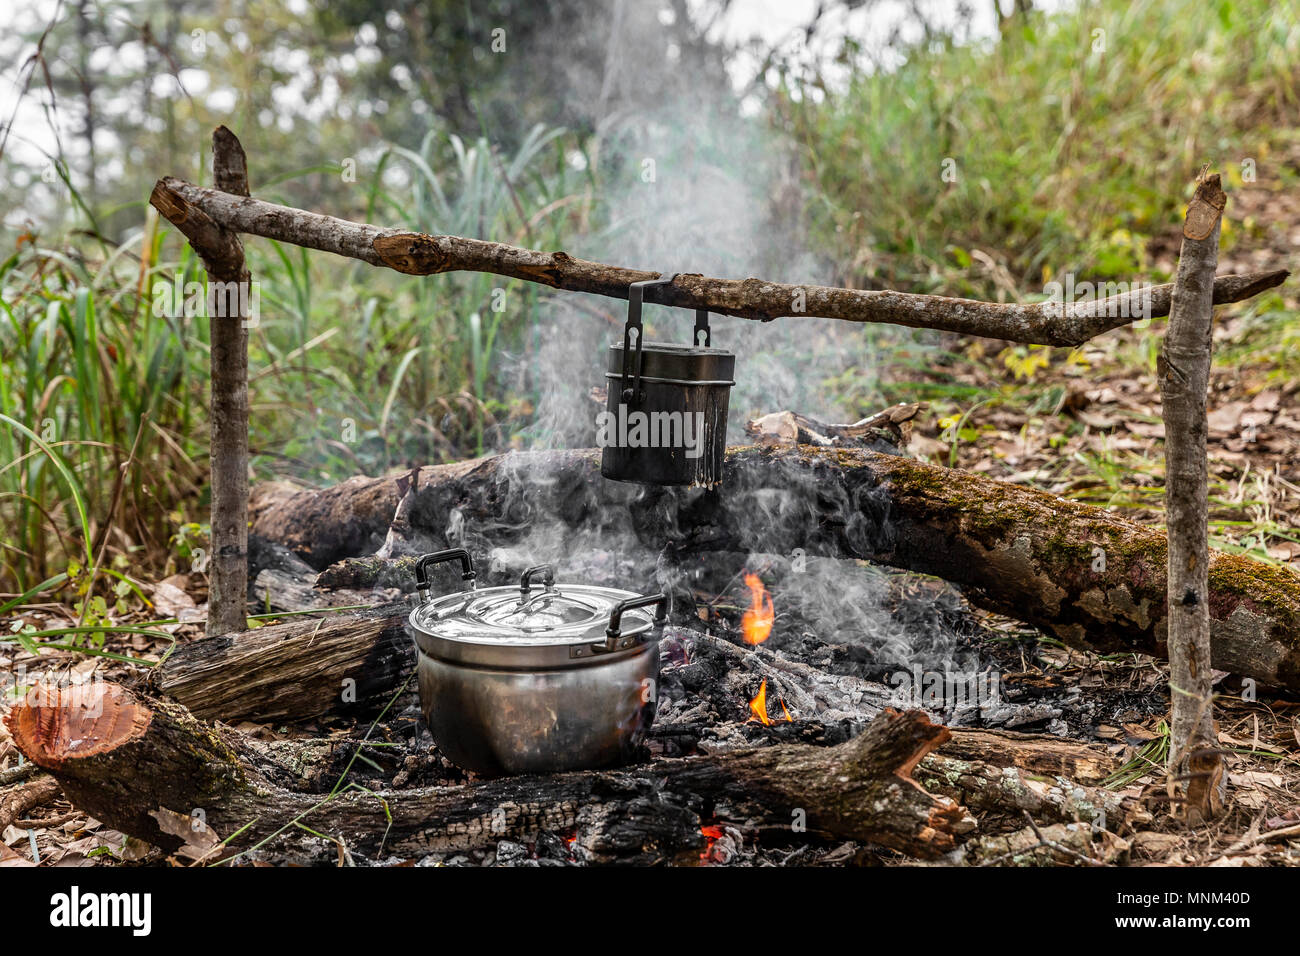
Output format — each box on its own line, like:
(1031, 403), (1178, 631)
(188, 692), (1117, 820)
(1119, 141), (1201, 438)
(414, 548), (477, 604)
(602, 592), (667, 652)
(518, 565), (555, 602)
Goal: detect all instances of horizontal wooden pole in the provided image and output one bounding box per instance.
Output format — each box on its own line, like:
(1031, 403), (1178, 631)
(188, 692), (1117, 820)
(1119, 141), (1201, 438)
(152, 177), (1287, 347)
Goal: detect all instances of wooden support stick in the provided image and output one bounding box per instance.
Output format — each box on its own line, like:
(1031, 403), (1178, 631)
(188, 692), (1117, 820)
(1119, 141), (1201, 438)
(1160, 172), (1228, 823)
(148, 128), (251, 636)
(150, 176), (1288, 347)
(206, 128), (252, 638)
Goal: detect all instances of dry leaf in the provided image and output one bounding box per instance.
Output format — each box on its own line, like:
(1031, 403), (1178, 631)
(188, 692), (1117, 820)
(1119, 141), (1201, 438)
(148, 807), (221, 861)
(151, 580), (196, 617)
(0, 840), (34, 867)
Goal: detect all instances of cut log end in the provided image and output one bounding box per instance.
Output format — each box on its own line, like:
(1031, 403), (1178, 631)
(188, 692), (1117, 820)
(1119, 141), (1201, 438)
(4, 682), (151, 772)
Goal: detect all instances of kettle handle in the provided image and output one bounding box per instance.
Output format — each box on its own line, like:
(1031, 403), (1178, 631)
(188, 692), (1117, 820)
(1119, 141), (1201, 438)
(620, 273), (711, 402)
(603, 592), (668, 651)
(414, 549), (477, 603)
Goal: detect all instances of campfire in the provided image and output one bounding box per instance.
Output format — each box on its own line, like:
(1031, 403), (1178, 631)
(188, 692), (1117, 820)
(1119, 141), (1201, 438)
(4, 124), (1294, 874)
(747, 679), (793, 726)
(9, 420), (1295, 867)
(5, 452), (1177, 866)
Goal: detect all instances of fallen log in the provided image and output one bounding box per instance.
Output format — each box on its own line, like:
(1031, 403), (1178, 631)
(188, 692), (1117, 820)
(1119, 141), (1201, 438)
(250, 445), (1300, 690)
(5, 682), (971, 862)
(915, 733), (1149, 837)
(151, 602), (413, 724)
(151, 177), (1288, 347)
(949, 821), (1129, 866)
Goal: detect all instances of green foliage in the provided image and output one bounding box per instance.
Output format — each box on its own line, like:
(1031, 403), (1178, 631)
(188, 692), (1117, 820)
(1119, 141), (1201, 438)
(0, 126), (591, 592)
(789, 0), (1300, 292)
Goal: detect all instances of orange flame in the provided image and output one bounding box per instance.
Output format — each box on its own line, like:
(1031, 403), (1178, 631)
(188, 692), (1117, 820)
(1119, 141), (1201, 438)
(740, 572), (774, 645)
(747, 678), (793, 725)
(749, 679), (772, 725)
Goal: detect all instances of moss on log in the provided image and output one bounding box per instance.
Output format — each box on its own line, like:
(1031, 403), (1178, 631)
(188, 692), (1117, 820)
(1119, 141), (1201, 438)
(248, 446), (1300, 689)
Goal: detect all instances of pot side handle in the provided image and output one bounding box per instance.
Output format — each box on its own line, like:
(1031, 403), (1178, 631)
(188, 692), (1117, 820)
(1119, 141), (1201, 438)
(414, 548), (477, 603)
(603, 592), (667, 652)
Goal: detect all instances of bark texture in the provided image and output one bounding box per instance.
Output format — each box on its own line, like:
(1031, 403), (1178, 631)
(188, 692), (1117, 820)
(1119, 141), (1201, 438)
(2, 683), (245, 847)
(1160, 173), (1227, 822)
(152, 176), (1287, 347)
(249, 446), (1300, 690)
(5, 682), (972, 862)
(0, 774), (62, 830)
(151, 602), (413, 724)
(150, 128), (251, 636)
(206, 127), (252, 638)
(919, 730), (1147, 835)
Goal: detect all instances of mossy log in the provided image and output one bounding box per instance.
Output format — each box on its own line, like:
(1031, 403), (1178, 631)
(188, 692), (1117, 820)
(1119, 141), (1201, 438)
(251, 445), (1300, 690)
(917, 729), (1148, 835)
(4, 682), (971, 862)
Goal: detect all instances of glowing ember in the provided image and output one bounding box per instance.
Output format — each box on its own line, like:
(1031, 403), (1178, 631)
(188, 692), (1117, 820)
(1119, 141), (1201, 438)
(740, 572), (774, 645)
(700, 825), (726, 861)
(747, 678), (793, 725)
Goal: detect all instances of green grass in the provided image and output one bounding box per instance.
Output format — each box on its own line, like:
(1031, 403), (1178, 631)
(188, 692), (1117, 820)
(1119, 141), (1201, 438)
(0, 127), (594, 596)
(789, 0), (1300, 293)
(779, 0), (1300, 564)
(1103, 720), (1170, 789)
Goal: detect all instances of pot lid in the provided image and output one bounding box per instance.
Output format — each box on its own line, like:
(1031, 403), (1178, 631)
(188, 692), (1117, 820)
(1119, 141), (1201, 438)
(408, 563), (666, 669)
(413, 585), (650, 644)
(607, 341), (735, 385)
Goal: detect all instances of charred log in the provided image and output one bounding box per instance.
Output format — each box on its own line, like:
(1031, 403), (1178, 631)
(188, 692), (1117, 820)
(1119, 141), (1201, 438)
(5, 682), (972, 862)
(249, 446), (1300, 690)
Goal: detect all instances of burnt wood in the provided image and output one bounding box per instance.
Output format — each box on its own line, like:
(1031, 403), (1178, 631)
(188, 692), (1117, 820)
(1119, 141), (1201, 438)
(248, 446), (1300, 691)
(5, 682), (972, 862)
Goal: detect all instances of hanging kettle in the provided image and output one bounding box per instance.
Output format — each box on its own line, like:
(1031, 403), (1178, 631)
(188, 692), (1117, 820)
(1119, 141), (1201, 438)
(598, 273), (736, 488)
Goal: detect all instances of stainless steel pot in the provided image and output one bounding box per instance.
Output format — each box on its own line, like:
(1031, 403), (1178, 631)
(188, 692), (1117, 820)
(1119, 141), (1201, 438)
(406, 549), (666, 776)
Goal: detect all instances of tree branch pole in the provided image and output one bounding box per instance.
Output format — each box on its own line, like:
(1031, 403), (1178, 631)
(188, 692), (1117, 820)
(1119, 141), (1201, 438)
(150, 176), (1288, 347)
(1160, 172), (1227, 823)
(146, 142), (1287, 640)
(148, 128), (250, 636)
